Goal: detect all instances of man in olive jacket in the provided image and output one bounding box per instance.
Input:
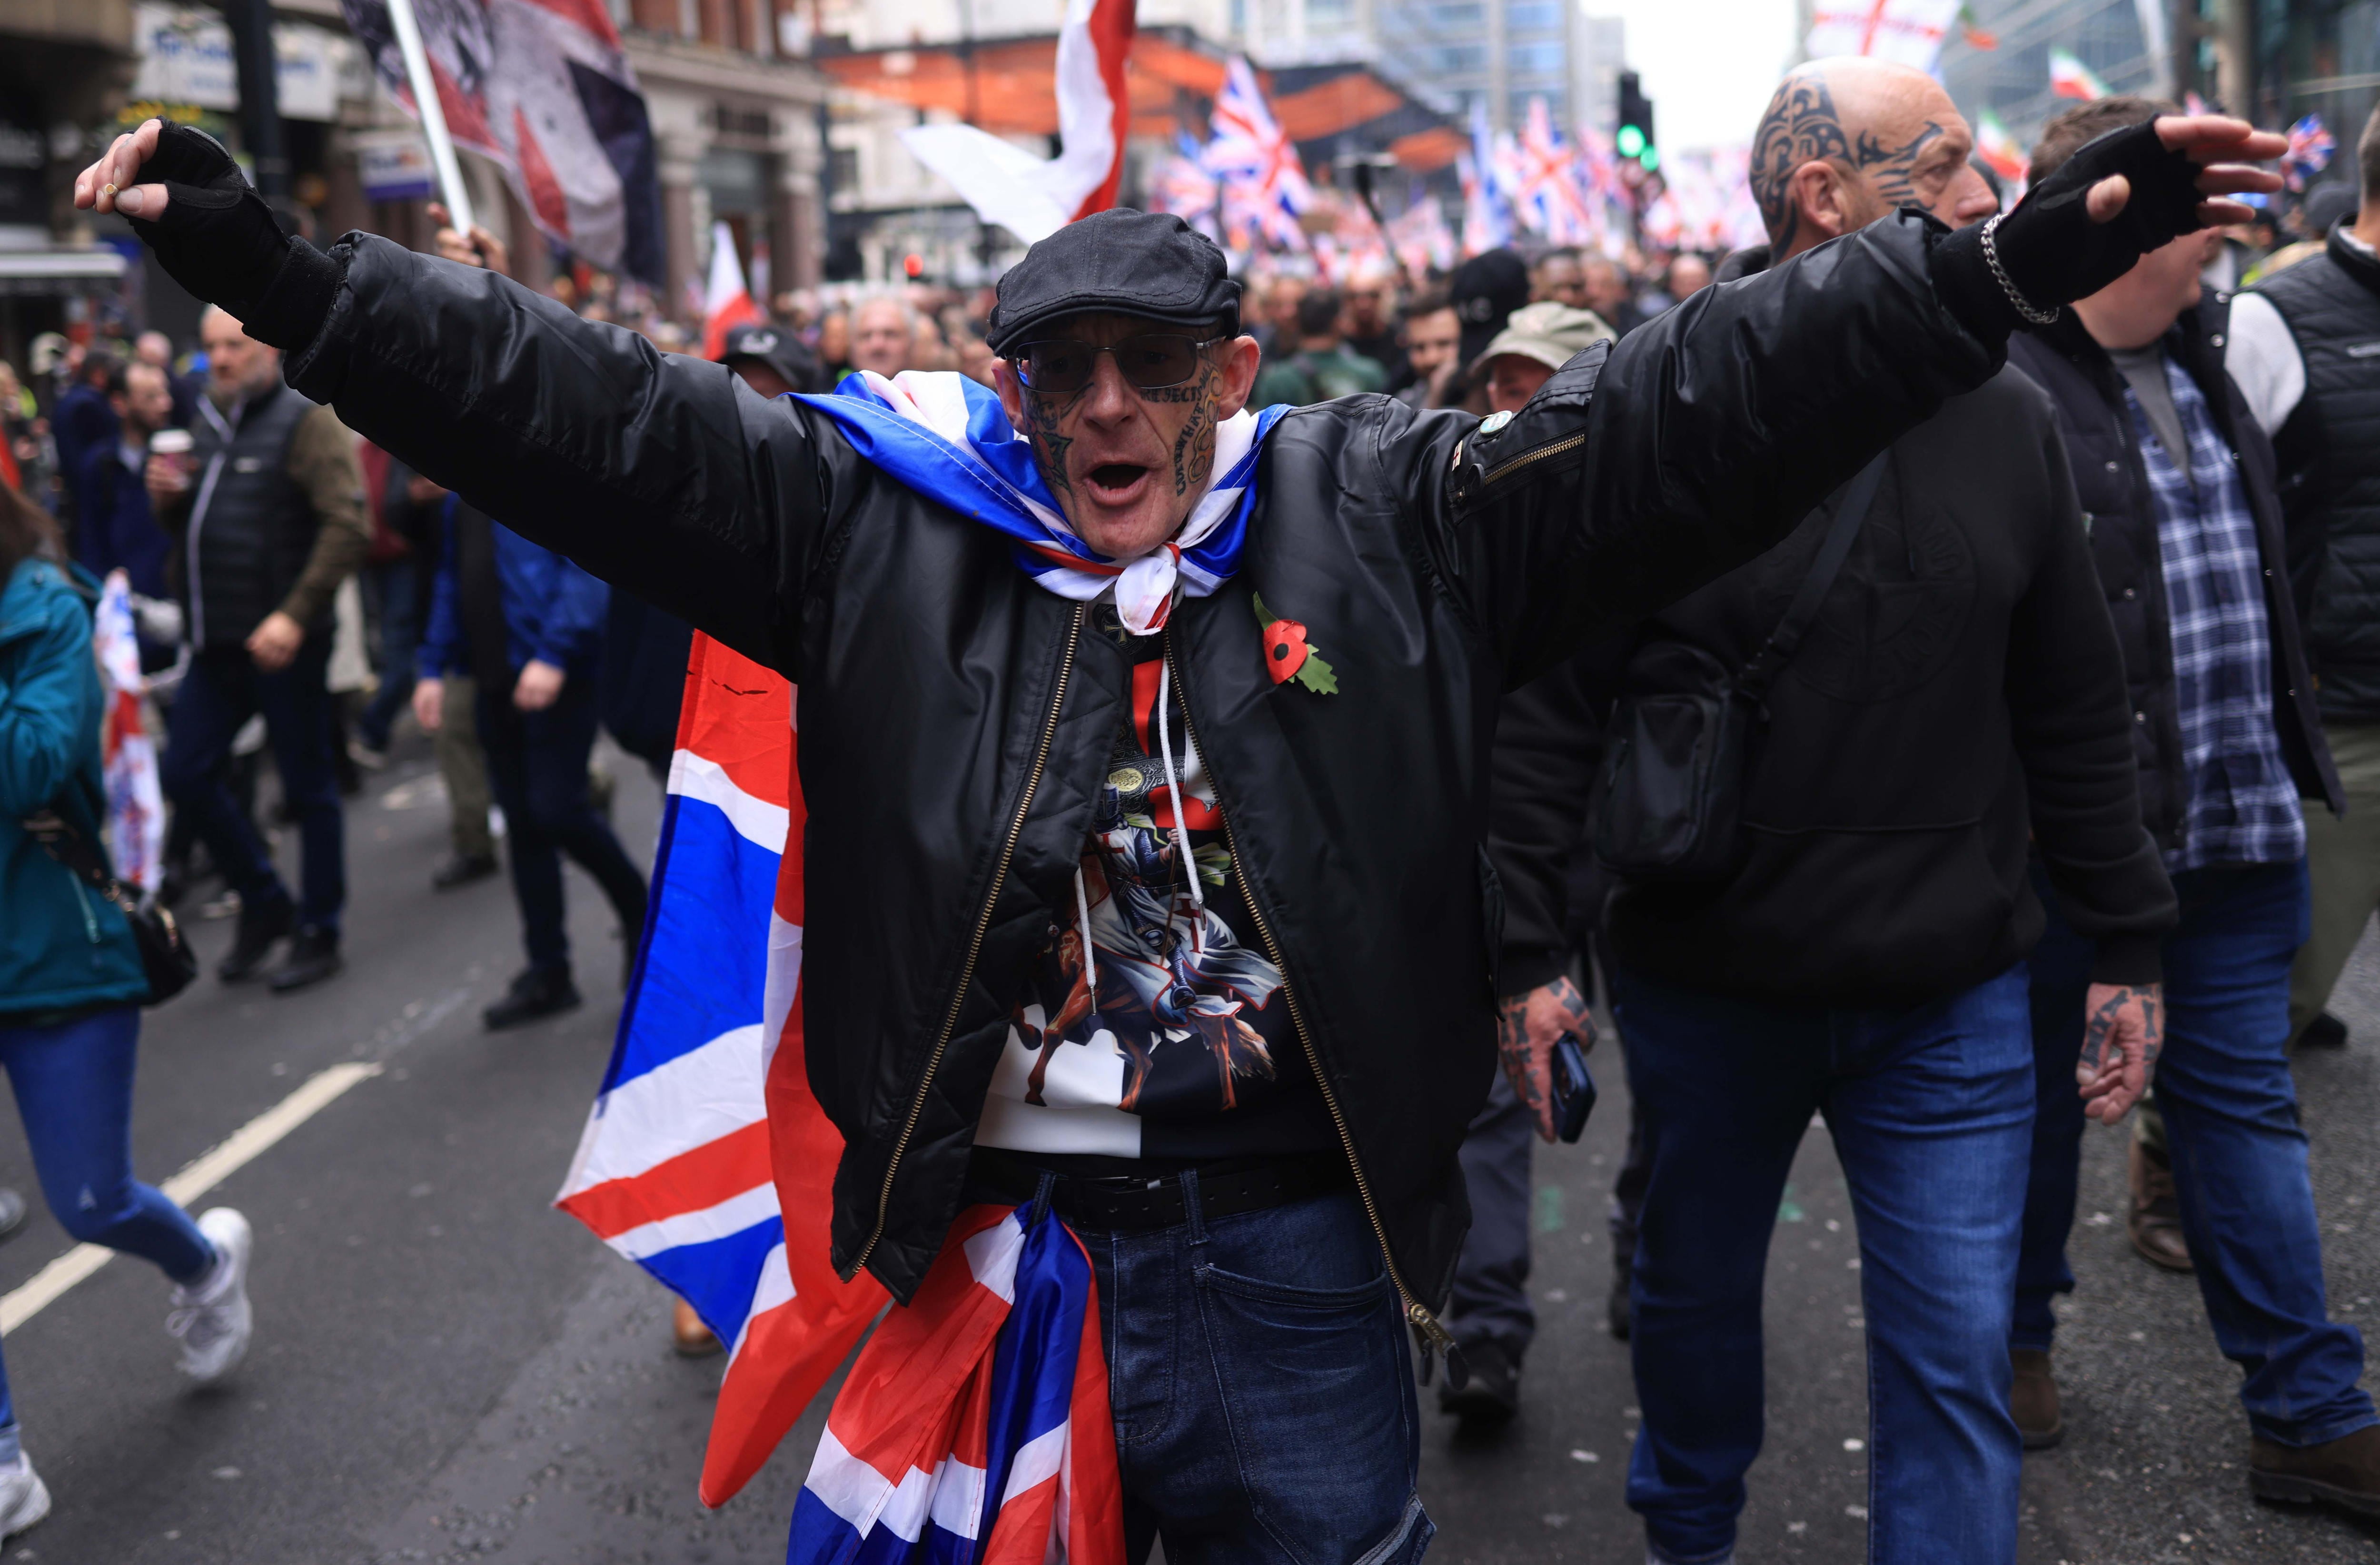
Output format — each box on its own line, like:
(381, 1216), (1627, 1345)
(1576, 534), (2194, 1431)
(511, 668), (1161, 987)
(76, 110), (2279, 1559)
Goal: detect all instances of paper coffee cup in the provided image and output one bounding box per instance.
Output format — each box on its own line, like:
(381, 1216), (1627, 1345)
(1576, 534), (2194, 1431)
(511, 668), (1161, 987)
(149, 428), (193, 485)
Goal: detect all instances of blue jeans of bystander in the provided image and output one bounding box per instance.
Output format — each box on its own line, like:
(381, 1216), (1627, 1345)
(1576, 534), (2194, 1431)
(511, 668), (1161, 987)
(1614, 963), (2034, 1565)
(2016, 858), (2375, 1446)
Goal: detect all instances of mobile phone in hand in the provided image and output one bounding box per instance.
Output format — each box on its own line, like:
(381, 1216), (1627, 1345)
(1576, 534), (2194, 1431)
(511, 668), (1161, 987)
(1552, 1031), (1597, 1144)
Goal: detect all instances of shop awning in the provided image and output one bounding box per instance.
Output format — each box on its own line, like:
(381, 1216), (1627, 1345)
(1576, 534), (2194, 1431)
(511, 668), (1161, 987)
(813, 30), (1456, 170)
(0, 247), (130, 296)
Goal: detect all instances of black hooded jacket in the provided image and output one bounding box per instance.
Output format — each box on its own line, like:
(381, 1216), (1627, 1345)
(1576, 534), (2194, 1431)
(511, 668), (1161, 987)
(279, 215), (2003, 1330)
(1483, 249), (2177, 1011)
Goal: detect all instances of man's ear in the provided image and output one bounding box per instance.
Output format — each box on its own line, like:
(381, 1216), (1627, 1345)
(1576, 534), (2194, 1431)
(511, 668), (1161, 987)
(1215, 335), (1263, 420)
(992, 356), (1027, 429)
(1788, 160), (1856, 244)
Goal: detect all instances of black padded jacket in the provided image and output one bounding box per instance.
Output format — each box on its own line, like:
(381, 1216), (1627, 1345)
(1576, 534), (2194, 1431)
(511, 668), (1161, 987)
(277, 214), (2003, 1340)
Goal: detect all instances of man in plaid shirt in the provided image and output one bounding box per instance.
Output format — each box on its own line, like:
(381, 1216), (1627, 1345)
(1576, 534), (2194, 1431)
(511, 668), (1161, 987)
(2008, 98), (2380, 1519)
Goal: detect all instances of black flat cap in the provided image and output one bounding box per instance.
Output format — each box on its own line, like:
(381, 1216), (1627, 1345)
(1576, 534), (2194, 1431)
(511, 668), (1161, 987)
(718, 323), (826, 394)
(986, 208), (1240, 357)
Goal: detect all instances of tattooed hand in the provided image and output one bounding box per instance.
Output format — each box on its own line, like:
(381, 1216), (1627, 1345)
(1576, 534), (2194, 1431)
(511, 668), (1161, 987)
(2079, 981), (2162, 1124)
(1497, 975), (1592, 1144)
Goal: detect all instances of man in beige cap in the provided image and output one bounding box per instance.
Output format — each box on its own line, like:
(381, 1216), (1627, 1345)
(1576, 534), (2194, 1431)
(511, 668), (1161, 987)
(1471, 300), (1614, 415)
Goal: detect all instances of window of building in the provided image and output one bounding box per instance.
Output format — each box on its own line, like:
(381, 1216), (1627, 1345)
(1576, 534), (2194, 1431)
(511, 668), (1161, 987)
(827, 146), (860, 196)
(1431, 1), (1484, 26)
(1507, 40), (1565, 72)
(1506, 0), (1560, 31)
(1438, 43), (1488, 73)
(1308, 0), (1354, 25)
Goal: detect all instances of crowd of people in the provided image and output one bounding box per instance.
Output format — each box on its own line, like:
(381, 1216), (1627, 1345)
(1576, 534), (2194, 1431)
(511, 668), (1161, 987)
(0, 49), (2373, 1562)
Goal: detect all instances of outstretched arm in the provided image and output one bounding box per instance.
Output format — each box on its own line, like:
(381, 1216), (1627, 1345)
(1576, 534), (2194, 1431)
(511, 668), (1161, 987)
(1424, 114), (2284, 680)
(75, 119), (839, 678)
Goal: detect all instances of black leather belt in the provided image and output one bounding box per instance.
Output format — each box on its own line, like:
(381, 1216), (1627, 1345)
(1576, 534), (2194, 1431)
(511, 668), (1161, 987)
(963, 1147), (1351, 1234)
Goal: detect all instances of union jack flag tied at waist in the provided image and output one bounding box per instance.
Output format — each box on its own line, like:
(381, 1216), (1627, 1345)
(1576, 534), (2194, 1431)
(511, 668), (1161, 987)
(554, 633), (1125, 1560)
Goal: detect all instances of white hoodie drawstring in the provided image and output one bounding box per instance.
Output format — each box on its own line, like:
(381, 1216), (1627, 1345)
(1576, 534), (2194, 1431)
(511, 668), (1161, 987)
(1073, 866), (1099, 1019)
(1154, 660), (1205, 913)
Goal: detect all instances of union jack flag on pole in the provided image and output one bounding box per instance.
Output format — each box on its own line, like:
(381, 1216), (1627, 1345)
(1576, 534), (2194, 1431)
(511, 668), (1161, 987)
(1205, 57), (1313, 251)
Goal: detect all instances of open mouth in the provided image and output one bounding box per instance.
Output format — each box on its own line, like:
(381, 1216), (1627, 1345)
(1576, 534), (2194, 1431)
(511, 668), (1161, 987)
(1085, 462), (1152, 501)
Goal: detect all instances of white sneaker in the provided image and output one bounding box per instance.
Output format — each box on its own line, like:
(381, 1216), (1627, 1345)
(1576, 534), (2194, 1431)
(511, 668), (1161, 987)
(168, 1208), (254, 1385)
(0, 1456), (51, 1541)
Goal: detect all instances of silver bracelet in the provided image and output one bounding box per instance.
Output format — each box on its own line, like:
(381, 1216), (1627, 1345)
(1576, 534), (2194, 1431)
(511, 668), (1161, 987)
(1979, 213), (2060, 327)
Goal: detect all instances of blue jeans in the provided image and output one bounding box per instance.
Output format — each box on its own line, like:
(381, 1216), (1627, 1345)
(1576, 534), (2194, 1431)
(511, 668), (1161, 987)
(0, 1007), (215, 1461)
(475, 681), (648, 973)
(1613, 964), (2033, 1565)
(357, 557), (419, 751)
(2017, 858), (2375, 1446)
(1081, 1182), (1432, 1565)
(161, 641), (345, 932)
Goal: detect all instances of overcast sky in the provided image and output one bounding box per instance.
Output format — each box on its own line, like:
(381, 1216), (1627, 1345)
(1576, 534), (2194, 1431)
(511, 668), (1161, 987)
(1590, 0), (1802, 151)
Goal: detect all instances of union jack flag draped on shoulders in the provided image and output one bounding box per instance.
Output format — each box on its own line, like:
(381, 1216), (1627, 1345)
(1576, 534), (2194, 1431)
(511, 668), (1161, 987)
(1204, 57), (1312, 252)
(555, 634), (1128, 1560)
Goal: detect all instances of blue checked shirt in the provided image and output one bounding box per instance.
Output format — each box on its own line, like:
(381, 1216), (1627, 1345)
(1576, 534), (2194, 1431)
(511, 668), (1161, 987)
(2126, 356), (2304, 871)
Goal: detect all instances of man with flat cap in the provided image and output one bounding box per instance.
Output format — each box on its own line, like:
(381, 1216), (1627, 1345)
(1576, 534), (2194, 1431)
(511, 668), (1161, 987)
(79, 109), (2281, 1558)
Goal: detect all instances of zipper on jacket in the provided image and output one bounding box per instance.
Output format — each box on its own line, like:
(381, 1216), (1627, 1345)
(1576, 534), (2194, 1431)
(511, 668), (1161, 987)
(1161, 635), (1460, 1361)
(849, 602), (1086, 1278)
(1480, 430), (1586, 488)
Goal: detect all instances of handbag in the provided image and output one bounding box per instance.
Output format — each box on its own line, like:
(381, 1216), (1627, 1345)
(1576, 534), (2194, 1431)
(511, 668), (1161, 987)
(1589, 454), (1889, 882)
(21, 803), (198, 1005)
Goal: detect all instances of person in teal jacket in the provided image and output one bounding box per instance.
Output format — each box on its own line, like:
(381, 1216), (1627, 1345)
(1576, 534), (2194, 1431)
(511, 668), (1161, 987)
(0, 485), (257, 1543)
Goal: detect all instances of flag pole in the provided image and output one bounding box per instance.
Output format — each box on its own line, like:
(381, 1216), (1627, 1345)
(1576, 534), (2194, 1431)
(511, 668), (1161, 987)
(383, 0), (476, 234)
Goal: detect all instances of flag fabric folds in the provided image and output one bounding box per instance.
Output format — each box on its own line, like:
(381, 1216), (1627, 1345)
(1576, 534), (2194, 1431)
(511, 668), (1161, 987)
(2049, 46), (2111, 102)
(788, 1202), (1124, 1565)
(795, 370), (1285, 635)
(703, 220), (764, 360)
(556, 630), (1130, 1555)
(900, 0), (1135, 243)
(93, 571), (164, 891)
(1805, 0), (1962, 71)
(341, 0), (665, 282)
(1205, 58), (1314, 252)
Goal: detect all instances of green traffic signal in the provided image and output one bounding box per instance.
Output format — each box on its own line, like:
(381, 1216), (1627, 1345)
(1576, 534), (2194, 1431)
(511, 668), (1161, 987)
(1617, 125), (1645, 158)
(1639, 147), (1659, 171)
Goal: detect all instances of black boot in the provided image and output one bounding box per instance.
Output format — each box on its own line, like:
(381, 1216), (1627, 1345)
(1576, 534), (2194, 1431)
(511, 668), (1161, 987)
(431, 852), (499, 891)
(217, 897), (295, 982)
(268, 926), (344, 992)
(1437, 1338), (1522, 1426)
(484, 966), (582, 1030)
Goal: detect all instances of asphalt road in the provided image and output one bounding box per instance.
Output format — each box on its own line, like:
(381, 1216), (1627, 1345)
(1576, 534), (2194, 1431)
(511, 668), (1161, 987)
(6, 734), (2380, 1563)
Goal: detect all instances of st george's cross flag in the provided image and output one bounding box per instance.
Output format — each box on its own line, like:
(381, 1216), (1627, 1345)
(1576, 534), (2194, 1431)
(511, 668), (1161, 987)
(554, 632), (1128, 1559)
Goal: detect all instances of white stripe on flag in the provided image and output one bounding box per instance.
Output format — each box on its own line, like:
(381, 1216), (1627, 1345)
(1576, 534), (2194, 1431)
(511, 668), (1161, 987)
(558, 1024), (766, 1197)
(963, 1211), (1026, 1304)
(607, 1181), (779, 1260)
(760, 913), (804, 1076)
(667, 748), (790, 852)
(727, 1242), (795, 1360)
(806, 1429), (989, 1544)
(1001, 1419), (1069, 1506)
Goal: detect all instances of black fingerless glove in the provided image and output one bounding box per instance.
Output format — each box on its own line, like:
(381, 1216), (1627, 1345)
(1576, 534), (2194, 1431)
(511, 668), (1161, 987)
(1933, 119), (2204, 341)
(123, 122), (341, 352)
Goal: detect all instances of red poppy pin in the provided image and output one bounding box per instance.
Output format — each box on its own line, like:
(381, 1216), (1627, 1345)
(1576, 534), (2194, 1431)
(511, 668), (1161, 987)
(1253, 592), (1339, 694)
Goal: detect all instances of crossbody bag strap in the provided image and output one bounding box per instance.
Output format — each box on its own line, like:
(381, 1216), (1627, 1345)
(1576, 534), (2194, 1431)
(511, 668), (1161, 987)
(21, 805), (134, 911)
(1735, 451), (1890, 700)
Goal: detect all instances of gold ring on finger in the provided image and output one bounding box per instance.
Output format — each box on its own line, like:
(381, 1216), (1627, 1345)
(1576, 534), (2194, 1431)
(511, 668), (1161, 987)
(100, 182), (117, 199)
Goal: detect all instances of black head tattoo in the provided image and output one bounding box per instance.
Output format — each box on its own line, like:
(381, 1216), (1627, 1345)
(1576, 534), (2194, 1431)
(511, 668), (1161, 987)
(1022, 382), (1083, 498)
(1750, 67), (1948, 252)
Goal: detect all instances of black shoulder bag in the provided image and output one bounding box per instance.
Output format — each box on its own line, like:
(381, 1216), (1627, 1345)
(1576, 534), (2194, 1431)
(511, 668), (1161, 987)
(1589, 454), (1889, 882)
(22, 802), (198, 1005)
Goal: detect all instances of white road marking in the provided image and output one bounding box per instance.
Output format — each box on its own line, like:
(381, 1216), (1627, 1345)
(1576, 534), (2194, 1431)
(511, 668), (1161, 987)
(0, 1061), (384, 1336)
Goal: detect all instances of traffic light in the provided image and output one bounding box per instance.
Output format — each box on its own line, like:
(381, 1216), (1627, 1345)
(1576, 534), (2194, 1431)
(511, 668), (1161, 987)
(1617, 70), (1657, 172)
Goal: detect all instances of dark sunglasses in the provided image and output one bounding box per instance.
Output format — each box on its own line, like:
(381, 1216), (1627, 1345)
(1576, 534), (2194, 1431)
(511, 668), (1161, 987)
(1012, 334), (1228, 396)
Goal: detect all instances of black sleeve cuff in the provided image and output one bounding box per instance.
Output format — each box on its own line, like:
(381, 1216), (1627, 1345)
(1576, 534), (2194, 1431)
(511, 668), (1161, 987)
(2089, 933), (2164, 989)
(245, 235), (344, 356)
(1929, 222), (2023, 350)
(1497, 944), (1574, 1000)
